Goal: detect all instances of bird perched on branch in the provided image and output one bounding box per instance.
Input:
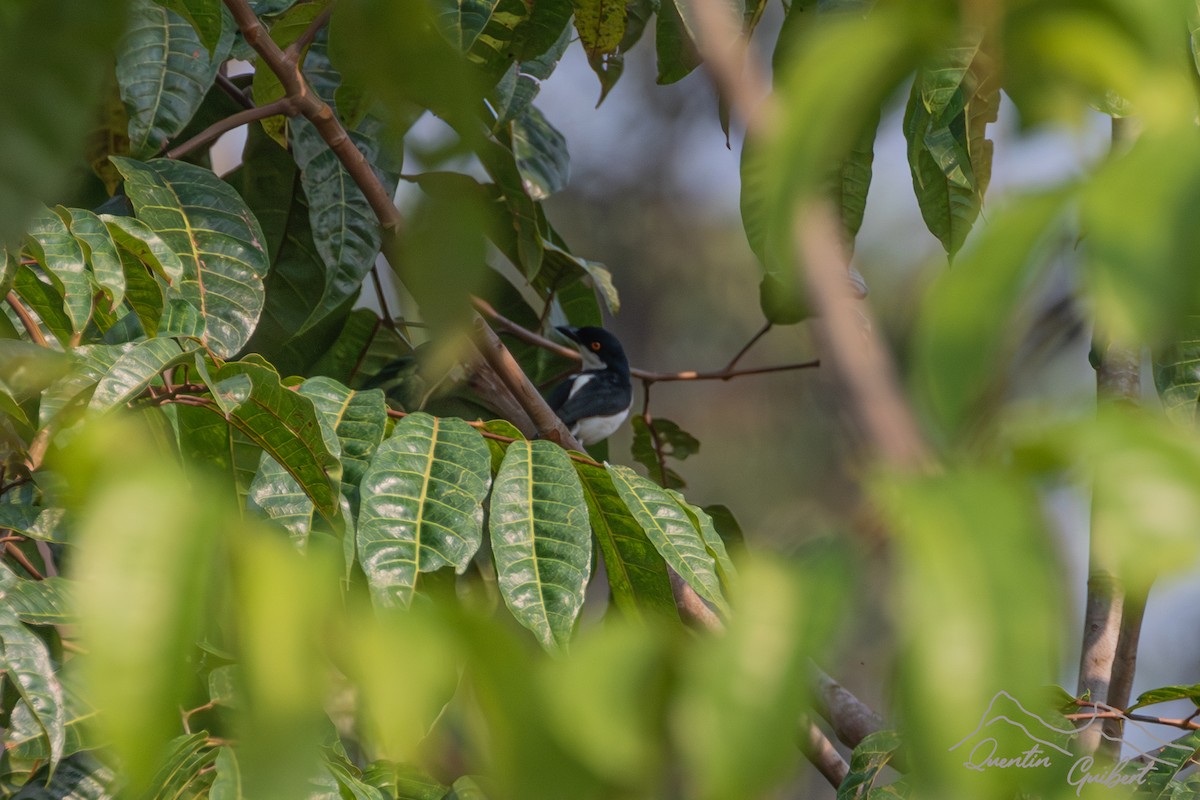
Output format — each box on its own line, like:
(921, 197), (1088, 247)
(548, 326), (633, 445)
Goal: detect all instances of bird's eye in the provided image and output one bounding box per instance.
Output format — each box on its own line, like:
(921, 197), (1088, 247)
(590, 341), (602, 351)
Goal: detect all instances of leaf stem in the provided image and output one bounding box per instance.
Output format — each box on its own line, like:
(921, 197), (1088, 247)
(166, 97), (294, 160)
(6, 291), (49, 346)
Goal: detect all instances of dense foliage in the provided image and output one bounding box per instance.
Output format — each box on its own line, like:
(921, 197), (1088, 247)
(4, 0), (1200, 798)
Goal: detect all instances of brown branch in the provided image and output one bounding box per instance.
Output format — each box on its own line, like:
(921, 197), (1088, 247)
(470, 317), (583, 450)
(798, 715), (850, 788)
(215, 73), (255, 110)
(286, 6), (333, 61)
(640, 382), (671, 487)
(222, 0), (403, 235)
(810, 662), (886, 749)
(723, 320), (771, 371)
(6, 292), (49, 347)
(369, 265), (400, 333)
(796, 206), (933, 472)
(5, 542), (44, 580)
(472, 296), (820, 383)
(166, 97), (293, 160)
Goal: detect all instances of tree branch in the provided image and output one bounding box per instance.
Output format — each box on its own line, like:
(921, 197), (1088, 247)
(215, 73), (255, 110)
(4, 541), (44, 580)
(797, 715), (850, 788)
(286, 6), (333, 61)
(166, 97), (293, 160)
(472, 296), (820, 383)
(6, 292), (49, 347)
(809, 662), (886, 749)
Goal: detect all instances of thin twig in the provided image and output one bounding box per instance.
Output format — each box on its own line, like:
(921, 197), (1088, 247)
(369, 265), (399, 333)
(166, 97), (293, 160)
(640, 382), (671, 487)
(6, 292), (49, 347)
(286, 6), (334, 60)
(723, 320), (771, 371)
(215, 73), (255, 110)
(472, 296), (819, 383)
(4, 542), (44, 580)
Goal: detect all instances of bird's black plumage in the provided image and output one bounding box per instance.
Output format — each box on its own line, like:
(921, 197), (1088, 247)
(548, 326), (633, 445)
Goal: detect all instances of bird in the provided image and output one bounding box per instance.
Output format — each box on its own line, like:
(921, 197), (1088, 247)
(547, 326), (633, 445)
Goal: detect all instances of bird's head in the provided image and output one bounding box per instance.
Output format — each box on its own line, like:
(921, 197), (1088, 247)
(557, 326), (628, 372)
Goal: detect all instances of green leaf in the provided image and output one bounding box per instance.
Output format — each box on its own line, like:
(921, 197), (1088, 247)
(360, 761), (448, 800)
(12, 264), (73, 345)
(102, 214), (185, 287)
(575, 461), (677, 620)
(671, 493), (736, 593)
(837, 730), (904, 799)
(113, 157), (269, 358)
(435, 0), (531, 78)
(0, 1), (129, 250)
(117, 0), (234, 157)
(630, 416), (698, 490)
(290, 118), (388, 335)
(154, 0), (226, 54)
(214, 358), (342, 518)
(4, 674), (101, 774)
(4, 574), (75, 626)
(210, 746), (245, 800)
(0, 510), (63, 547)
(607, 464), (728, 615)
(573, 0), (625, 57)
(26, 206), (92, 334)
(838, 105), (881, 245)
(477, 139), (544, 279)
(489, 440), (591, 650)
(39, 344), (137, 427)
(175, 401), (262, 507)
(656, 0), (701, 85)
(1129, 684), (1200, 711)
(902, 40), (997, 256)
(510, 106), (569, 201)
(89, 337), (198, 412)
(491, 24), (572, 127)
(0, 340), (71, 400)
(1133, 728), (1200, 798)
(0, 607), (65, 769)
(59, 208), (125, 312)
(357, 413), (491, 607)
(7, 753), (118, 800)
(142, 732), (219, 800)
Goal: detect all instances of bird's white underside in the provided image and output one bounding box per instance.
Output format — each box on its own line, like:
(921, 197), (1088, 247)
(571, 405), (632, 445)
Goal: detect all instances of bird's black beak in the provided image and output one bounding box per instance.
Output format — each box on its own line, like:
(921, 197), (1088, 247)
(556, 326), (581, 344)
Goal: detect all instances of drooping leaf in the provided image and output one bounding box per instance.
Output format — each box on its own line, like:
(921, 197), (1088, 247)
(902, 39), (998, 256)
(290, 118), (390, 336)
(671, 492), (737, 593)
(357, 413), (491, 607)
(1129, 684), (1200, 711)
(117, 0), (234, 157)
(89, 337), (198, 412)
(3, 673), (101, 774)
(630, 416), (698, 490)
(1155, 315), (1200, 427)
(0, 607), (66, 769)
(59, 208), (125, 312)
(510, 106), (569, 201)
(6, 753), (118, 800)
(210, 746), (245, 800)
(607, 464), (728, 615)
(573, 0), (625, 58)
(213, 358), (342, 518)
(141, 732), (219, 800)
(113, 157), (269, 358)
(491, 23), (572, 127)
(575, 461), (677, 620)
(489, 440), (591, 651)
(360, 761), (448, 800)
(25, 206), (92, 334)
(655, 0), (701, 85)
(1131, 728), (1200, 798)
(12, 264), (73, 346)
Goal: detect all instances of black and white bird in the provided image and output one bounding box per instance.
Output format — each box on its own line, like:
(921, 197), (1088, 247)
(547, 326), (633, 445)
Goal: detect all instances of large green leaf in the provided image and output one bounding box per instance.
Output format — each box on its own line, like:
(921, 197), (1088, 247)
(6, 754), (118, 800)
(212, 358), (341, 518)
(12, 264), (73, 346)
(210, 746), (244, 800)
(117, 0), (234, 157)
(489, 440), (591, 651)
(491, 25), (572, 127)
(59, 208), (125, 311)
(573, 0), (624, 57)
(837, 730), (905, 799)
(25, 206), (92, 334)
(290, 118), (388, 335)
(3, 673), (101, 774)
(102, 214), (185, 287)
(510, 106), (569, 201)
(356, 413), (491, 608)
(248, 377), (384, 546)
(39, 343), (136, 427)
(0, 607), (65, 769)
(655, 0), (701, 85)
(0, 506), (68, 544)
(902, 40), (997, 256)
(175, 401), (262, 510)
(142, 732), (219, 800)
(435, 0), (530, 78)
(0, 1), (130, 250)
(113, 158), (269, 358)
(2, 571), (75, 626)
(154, 0), (225, 54)
(89, 337), (198, 412)
(575, 462), (676, 620)
(606, 464), (728, 615)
